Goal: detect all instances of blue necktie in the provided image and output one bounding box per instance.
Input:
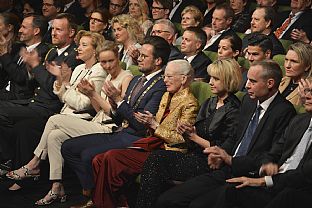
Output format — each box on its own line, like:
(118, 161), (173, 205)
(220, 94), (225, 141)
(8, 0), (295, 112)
(236, 106), (262, 156)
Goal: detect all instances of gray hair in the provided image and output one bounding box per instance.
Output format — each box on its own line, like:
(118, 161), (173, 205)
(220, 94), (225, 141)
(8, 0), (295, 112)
(154, 18), (176, 35)
(167, 59), (194, 78)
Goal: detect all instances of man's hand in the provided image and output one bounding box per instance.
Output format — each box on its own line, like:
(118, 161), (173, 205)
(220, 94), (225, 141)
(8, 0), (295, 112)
(298, 78), (312, 104)
(260, 163), (279, 176)
(20, 48), (40, 69)
(102, 81), (122, 103)
(226, 176), (266, 189)
(204, 146), (232, 166)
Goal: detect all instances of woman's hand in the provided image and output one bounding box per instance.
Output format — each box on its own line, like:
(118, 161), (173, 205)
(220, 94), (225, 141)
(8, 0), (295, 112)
(177, 121), (196, 139)
(77, 79), (96, 97)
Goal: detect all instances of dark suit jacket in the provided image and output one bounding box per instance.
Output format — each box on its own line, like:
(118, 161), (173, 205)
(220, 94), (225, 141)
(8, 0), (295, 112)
(189, 51), (212, 82)
(260, 113), (312, 192)
(203, 7), (215, 26)
(113, 72), (166, 137)
(65, 0), (86, 25)
(232, 10), (251, 33)
(221, 93), (296, 177)
(26, 42), (82, 117)
(0, 42), (50, 100)
(169, 45), (184, 61)
(274, 9), (312, 41)
(204, 29), (240, 52)
(170, 0), (206, 24)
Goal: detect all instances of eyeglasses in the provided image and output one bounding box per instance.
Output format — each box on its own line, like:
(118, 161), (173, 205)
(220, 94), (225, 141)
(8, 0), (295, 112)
(90, 17), (104, 23)
(151, 6), (166, 11)
(138, 53), (149, 60)
(151, 29), (171, 35)
(42, 3), (54, 7)
(110, 2), (124, 8)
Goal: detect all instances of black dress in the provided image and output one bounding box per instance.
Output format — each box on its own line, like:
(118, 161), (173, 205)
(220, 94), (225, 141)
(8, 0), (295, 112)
(135, 94), (241, 208)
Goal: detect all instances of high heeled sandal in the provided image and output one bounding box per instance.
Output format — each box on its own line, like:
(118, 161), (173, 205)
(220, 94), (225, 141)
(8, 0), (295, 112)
(35, 189), (67, 206)
(6, 166), (40, 181)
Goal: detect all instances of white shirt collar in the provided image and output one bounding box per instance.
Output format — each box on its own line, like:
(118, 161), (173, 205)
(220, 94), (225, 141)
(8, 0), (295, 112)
(144, 69), (162, 83)
(26, 42), (41, 52)
(56, 45), (70, 56)
(64, 0), (75, 11)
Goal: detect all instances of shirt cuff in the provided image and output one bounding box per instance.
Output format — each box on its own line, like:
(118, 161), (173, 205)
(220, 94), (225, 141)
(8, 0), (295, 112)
(264, 176), (273, 187)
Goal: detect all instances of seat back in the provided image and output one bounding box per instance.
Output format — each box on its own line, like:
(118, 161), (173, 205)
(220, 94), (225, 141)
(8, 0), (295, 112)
(190, 81), (213, 105)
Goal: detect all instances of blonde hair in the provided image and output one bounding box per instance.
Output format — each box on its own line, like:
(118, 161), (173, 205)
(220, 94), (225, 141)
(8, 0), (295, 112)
(288, 42), (312, 77)
(207, 58), (242, 93)
(181, 5), (204, 27)
(111, 14), (144, 44)
(75, 30), (106, 57)
(129, 0), (150, 23)
(98, 40), (120, 59)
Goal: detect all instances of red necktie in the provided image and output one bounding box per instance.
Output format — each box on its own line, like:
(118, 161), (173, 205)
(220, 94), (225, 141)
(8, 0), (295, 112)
(274, 14), (293, 38)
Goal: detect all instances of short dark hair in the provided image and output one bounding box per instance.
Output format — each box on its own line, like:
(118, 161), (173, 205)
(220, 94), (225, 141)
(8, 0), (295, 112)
(28, 15), (48, 38)
(53, 0), (64, 12)
(215, 3), (235, 21)
(23, 0), (43, 15)
(256, 6), (276, 28)
(247, 32), (273, 56)
(0, 12), (20, 40)
(251, 60), (282, 88)
(144, 36), (171, 67)
(185, 26), (207, 51)
(153, 0), (173, 11)
(221, 35), (242, 59)
(54, 13), (78, 35)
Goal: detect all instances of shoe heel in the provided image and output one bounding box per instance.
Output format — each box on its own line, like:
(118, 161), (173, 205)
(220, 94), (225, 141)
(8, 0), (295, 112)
(59, 195), (67, 203)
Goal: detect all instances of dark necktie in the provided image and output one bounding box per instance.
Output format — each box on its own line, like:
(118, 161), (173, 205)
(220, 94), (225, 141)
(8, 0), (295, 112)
(130, 76), (147, 105)
(236, 106), (262, 156)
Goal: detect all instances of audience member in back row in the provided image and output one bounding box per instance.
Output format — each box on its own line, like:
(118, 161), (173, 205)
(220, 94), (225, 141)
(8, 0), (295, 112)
(203, 3), (240, 52)
(151, 0), (173, 21)
(22, 0), (43, 17)
(273, 0), (312, 41)
(242, 6), (285, 57)
(0, 13), (80, 175)
(150, 19), (184, 61)
(89, 8), (113, 40)
(229, 0), (251, 33)
(154, 60), (296, 208)
(136, 58), (242, 208)
(174, 5), (204, 46)
(241, 33), (273, 90)
(202, 0), (227, 26)
(279, 42), (312, 106)
(61, 36), (170, 208)
(0, 15), (49, 101)
(111, 14), (144, 69)
(217, 35), (242, 60)
(0, 13), (20, 75)
(180, 27), (211, 82)
(128, 0), (153, 35)
(92, 59), (199, 208)
(41, 0), (64, 44)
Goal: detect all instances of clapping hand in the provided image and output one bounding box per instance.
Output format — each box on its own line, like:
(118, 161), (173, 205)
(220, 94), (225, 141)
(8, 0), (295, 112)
(134, 111), (159, 130)
(102, 81), (122, 103)
(177, 121), (196, 140)
(19, 47), (40, 69)
(46, 62), (72, 84)
(77, 79), (95, 97)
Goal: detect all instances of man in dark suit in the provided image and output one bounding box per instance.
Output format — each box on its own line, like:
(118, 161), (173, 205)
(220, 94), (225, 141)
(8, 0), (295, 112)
(242, 6), (285, 56)
(181, 27), (211, 82)
(61, 36), (170, 207)
(0, 15), (49, 101)
(274, 0), (312, 41)
(0, 13), (80, 170)
(169, 0), (206, 24)
(202, 0), (226, 26)
(154, 60), (296, 208)
(62, 0), (85, 25)
(223, 78), (312, 208)
(203, 3), (240, 52)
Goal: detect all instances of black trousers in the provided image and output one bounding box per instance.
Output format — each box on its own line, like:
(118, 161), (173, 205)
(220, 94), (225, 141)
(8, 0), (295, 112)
(154, 167), (233, 208)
